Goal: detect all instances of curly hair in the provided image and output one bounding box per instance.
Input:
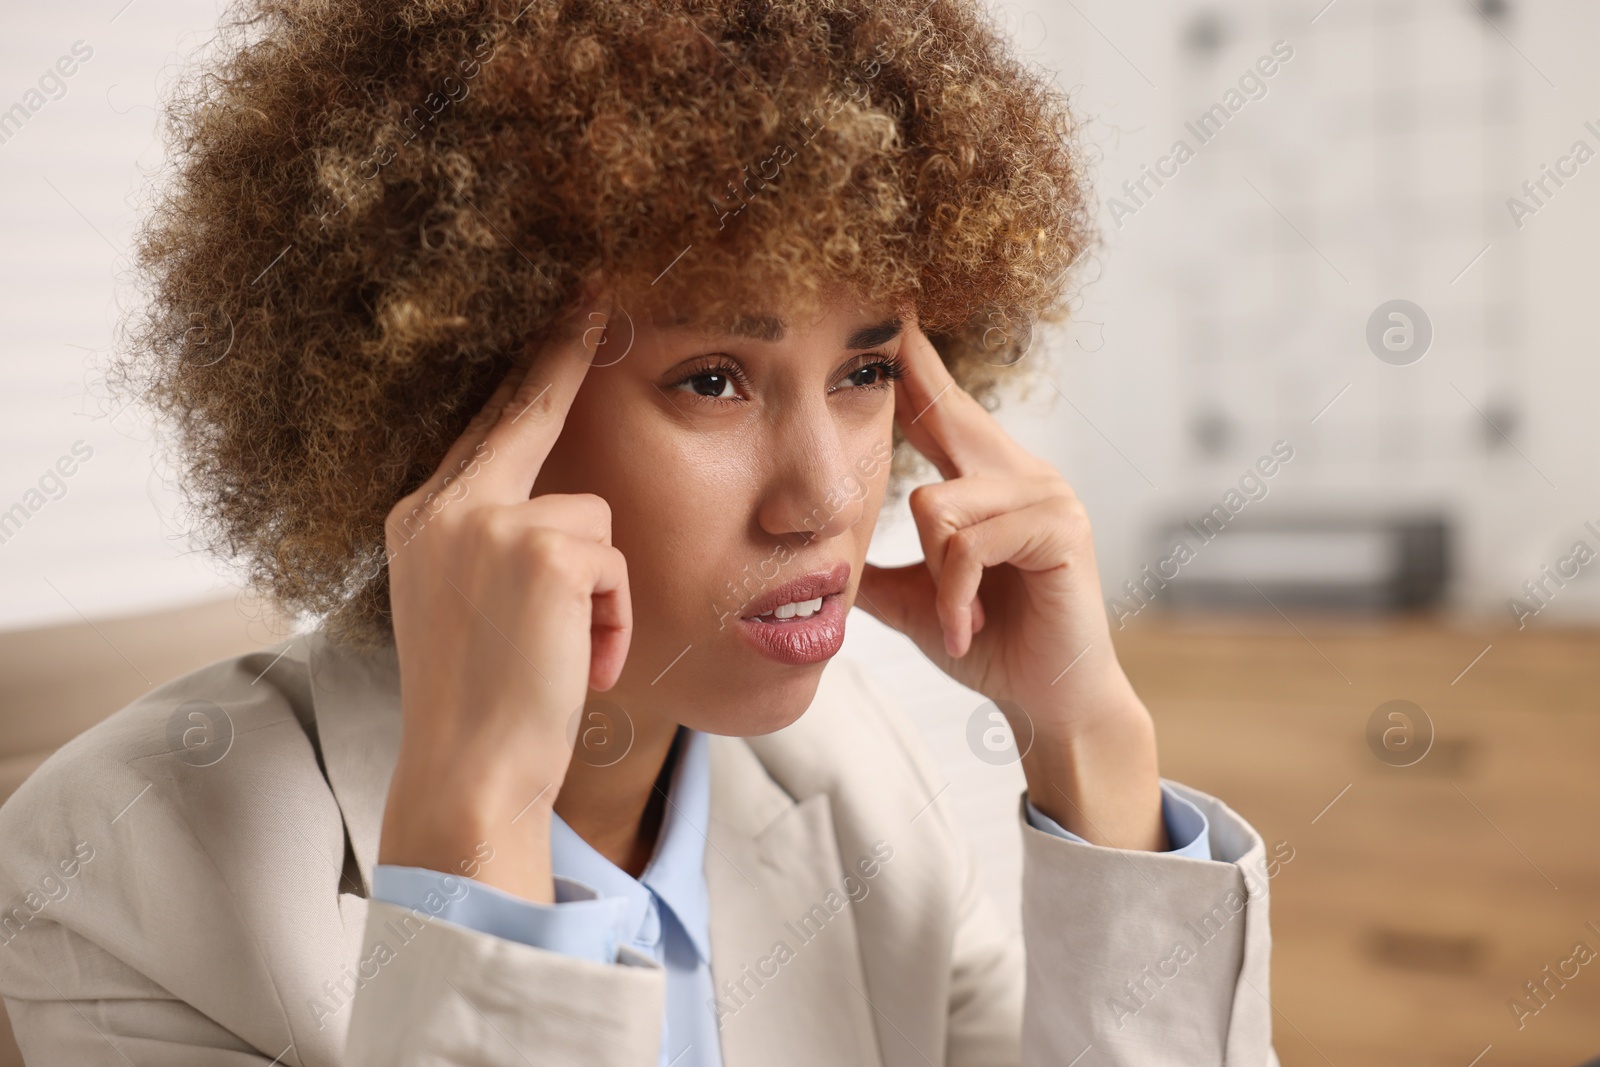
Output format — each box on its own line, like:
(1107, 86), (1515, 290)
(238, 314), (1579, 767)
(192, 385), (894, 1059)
(114, 0), (1095, 648)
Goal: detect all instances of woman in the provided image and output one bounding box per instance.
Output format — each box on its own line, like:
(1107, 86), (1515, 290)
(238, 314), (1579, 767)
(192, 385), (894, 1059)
(0, 0), (1280, 1064)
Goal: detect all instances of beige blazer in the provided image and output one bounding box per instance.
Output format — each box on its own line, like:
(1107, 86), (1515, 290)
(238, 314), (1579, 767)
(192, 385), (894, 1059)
(0, 630), (1279, 1066)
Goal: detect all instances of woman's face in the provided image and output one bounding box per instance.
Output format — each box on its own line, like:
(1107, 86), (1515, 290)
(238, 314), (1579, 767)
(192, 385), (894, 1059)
(532, 289), (904, 737)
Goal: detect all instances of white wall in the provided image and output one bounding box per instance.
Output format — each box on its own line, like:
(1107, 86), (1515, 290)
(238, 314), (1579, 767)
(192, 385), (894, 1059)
(1, 0), (240, 627)
(1013, 0), (1600, 624)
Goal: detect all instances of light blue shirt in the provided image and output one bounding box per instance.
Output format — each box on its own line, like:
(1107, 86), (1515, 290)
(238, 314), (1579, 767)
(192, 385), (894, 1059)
(374, 726), (1211, 1067)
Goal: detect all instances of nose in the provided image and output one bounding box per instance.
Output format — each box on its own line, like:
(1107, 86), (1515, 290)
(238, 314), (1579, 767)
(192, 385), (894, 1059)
(755, 395), (869, 544)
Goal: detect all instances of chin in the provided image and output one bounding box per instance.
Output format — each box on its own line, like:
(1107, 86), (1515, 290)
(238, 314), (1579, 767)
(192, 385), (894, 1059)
(679, 659), (829, 738)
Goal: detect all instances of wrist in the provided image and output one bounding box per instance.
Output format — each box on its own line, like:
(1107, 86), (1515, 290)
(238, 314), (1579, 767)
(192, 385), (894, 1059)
(1020, 684), (1167, 851)
(378, 759), (563, 902)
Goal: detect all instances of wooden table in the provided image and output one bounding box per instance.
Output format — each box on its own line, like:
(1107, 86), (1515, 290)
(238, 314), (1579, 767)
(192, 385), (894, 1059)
(1118, 614), (1600, 1067)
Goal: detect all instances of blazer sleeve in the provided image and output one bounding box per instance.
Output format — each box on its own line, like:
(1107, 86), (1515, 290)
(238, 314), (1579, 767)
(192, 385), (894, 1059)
(342, 898), (665, 1066)
(1016, 779), (1283, 1066)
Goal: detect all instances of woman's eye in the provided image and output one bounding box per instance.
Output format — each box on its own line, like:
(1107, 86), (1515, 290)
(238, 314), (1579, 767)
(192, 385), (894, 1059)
(836, 356), (903, 391)
(682, 372), (737, 399)
(844, 365), (883, 388)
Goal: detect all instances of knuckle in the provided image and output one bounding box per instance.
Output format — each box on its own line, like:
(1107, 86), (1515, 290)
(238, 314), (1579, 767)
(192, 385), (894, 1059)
(469, 505), (606, 579)
(1055, 494), (1091, 534)
(382, 499), (410, 541)
(385, 495), (430, 543)
(909, 484), (957, 531)
(507, 374), (557, 423)
(574, 492), (613, 528)
(433, 495), (473, 530)
(385, 489), (420, 525)
(388, 481), (478, 543)
(516, 530), (598, 596)
(471, 506), (525, 552)
(516, 524), (567, 567)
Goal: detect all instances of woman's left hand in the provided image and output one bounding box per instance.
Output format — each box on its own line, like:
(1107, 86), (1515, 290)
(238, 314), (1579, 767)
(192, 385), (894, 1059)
(857, 319), (1168, 850)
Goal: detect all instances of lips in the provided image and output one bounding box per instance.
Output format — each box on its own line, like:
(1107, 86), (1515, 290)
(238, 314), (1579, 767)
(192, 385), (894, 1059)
(737, 561), (852, 621)
(735, 561), (852, 666)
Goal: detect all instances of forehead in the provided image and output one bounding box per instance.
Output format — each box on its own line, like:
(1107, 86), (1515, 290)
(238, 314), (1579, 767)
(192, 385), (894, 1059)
(668, 311), (787, 342)
(645, 307), (902, 348)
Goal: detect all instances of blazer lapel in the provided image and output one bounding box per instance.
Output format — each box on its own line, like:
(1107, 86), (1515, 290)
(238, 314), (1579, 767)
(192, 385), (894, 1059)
(305, 630), (404, 897)
(704, 735), (885, 1067)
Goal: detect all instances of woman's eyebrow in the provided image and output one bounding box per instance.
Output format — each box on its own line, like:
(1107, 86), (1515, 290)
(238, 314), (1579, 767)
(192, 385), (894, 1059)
(844, 318), (903, 349)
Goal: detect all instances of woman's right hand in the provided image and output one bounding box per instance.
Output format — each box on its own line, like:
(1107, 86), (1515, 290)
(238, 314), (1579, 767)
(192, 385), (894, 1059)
(376, 297), (629, 903)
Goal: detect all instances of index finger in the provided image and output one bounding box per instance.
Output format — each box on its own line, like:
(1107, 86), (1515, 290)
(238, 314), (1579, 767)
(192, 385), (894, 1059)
(472, 296), (616, 500)
(893, 317), (1017, 479)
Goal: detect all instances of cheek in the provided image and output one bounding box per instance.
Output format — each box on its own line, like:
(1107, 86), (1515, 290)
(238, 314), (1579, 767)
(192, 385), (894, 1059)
(586, 416), (764, 639)
(538, 380), (762, 611)
(841, 399), (896, 515)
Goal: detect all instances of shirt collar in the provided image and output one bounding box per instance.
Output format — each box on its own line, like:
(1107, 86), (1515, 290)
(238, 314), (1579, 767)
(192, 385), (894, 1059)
(549, 726), (713, 963)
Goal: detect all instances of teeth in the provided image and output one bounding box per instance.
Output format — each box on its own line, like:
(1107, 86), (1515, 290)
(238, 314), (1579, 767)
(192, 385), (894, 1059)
(763, 596), (824, 621)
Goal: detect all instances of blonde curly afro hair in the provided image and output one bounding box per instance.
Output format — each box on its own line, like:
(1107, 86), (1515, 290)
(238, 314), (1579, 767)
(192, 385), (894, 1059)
(116, 0), (1095, 647)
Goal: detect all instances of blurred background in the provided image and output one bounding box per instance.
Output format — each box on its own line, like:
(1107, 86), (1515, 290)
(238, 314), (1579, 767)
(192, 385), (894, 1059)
(2, 0), (1597, 1064)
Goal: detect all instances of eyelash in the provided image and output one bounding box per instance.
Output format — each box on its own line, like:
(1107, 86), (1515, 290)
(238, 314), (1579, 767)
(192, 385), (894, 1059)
(669, 352), (906, 404)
